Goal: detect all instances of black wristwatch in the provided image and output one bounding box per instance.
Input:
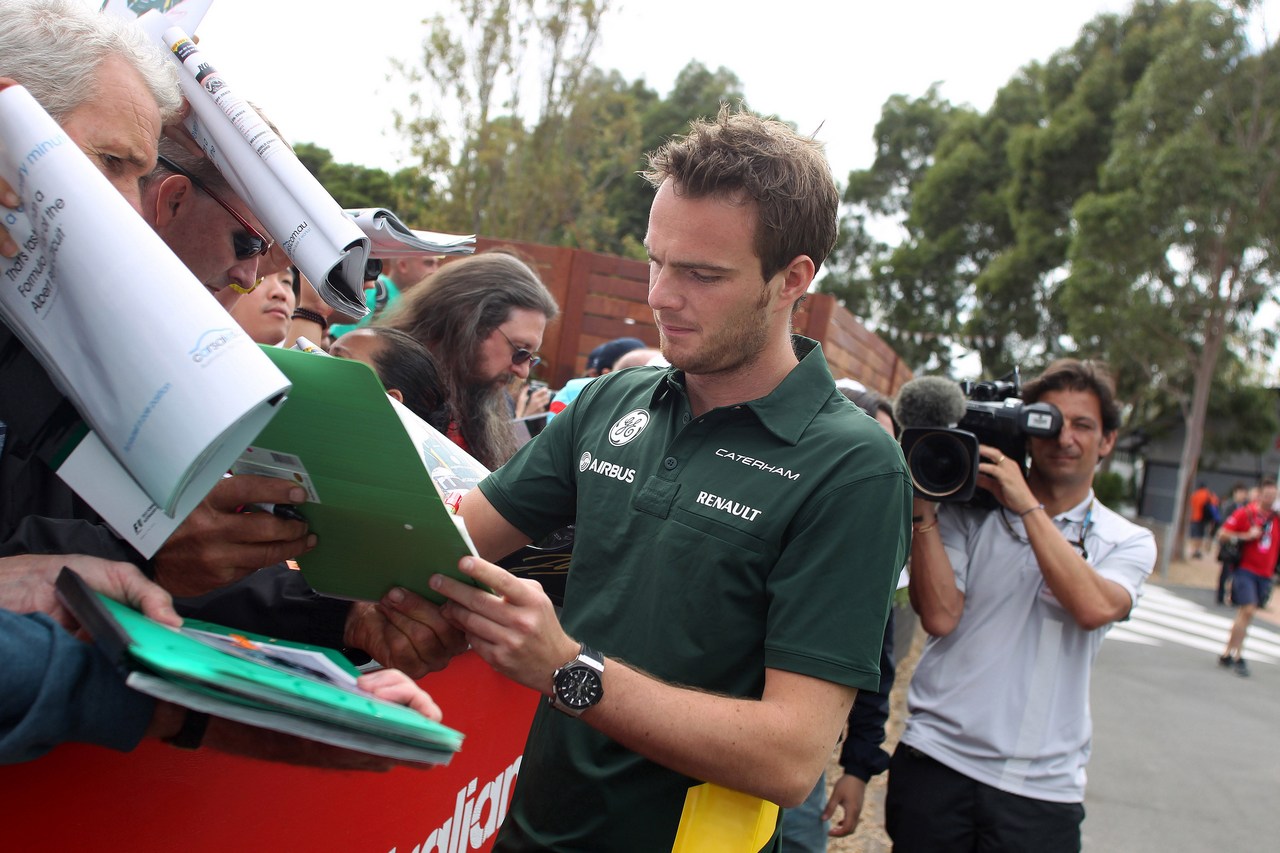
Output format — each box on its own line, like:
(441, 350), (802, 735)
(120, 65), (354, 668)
(548, 643), (605, 716)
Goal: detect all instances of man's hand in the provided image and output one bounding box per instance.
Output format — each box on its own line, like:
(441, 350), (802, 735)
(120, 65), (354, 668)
(0, 169), (18, 258)
(431, 556), (577, 694)
(296, 272), (336, 319)
(823, 773), (868, 837)
(357, 667), (443, 721)
(0, 554), (181, 629)
(152, 475), (316, 597)
(513, 381), (551, 420)
(344, 587), (468, 679)
(975, 443), (1039, 514)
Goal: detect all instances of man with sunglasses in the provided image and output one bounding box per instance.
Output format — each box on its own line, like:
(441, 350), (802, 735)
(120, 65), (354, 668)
(887, 359), (1156, 852)
(140, 142), (274, 309)
(383, 252), (559, 470)
(0, 23), (462, 681)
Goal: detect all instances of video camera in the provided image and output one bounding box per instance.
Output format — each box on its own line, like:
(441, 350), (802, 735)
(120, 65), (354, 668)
(897, 370), (1062, 509)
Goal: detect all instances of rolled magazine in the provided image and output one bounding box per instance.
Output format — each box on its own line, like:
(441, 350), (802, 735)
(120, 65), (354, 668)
(136, 12), (371, 319)
(0, 84), (289, 521)
(344, 208), (476, 258)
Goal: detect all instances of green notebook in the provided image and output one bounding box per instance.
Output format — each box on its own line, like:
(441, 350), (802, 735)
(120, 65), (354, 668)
(57, 568), (463, 764)
(234, 346), (483, 603)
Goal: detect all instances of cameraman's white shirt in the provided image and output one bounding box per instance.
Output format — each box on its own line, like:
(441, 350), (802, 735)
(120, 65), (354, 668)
(900, 491), (1155, 802)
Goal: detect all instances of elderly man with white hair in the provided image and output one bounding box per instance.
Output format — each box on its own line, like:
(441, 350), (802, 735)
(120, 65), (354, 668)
(0, 0), (453, 763)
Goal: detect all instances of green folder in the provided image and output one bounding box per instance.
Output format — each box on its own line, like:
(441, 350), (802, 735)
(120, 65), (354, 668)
(55, 568), (463, 764)
(236, 346), (481, 604)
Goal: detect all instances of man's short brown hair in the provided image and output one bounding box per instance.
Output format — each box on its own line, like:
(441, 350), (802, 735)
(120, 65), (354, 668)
(1022, 359), (1121, 434)
(643, 105), (839, 281)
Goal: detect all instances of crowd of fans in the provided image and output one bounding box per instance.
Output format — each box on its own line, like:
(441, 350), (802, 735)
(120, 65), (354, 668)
(11, 3), (1269, 852)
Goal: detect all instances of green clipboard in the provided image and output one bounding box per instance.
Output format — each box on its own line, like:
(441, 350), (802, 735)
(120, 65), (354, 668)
(235, 346), (481, 604)
(56, 568), (463, 763)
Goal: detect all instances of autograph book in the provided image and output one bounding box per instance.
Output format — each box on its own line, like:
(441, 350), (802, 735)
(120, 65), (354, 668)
(56, 568), (463, 765)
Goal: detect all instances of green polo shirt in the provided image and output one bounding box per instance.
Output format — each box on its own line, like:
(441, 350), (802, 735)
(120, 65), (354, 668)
(479, 336), (911, 852)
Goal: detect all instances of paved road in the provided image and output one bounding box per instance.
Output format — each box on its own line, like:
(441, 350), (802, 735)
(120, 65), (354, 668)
(1084, 585), (1280, 852)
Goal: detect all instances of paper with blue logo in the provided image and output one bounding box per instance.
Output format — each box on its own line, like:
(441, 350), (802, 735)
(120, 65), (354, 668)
(0, 84), (290, 551)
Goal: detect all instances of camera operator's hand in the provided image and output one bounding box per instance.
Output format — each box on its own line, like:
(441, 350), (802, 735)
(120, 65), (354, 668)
(976, 444), (1039, 516)
(512, 380), (550, 420)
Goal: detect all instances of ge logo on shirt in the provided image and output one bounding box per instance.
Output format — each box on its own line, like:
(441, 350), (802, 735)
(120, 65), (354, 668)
(608, 409), (650, 447)
(580, 451), (593, 472)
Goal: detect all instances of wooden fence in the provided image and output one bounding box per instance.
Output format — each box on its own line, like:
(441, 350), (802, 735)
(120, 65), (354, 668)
(473, 238), (913, 395)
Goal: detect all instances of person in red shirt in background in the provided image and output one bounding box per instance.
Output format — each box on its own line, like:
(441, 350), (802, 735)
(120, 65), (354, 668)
(1216, 478), (1278, 677)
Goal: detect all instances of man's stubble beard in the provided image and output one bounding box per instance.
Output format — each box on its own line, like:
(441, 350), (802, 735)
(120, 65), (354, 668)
(659, 286), (772, 377)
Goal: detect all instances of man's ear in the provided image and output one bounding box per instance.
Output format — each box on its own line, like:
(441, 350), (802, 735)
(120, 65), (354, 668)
(387, 388), (405, 403)
(774, 254), (817, 310)
(149, 174), (193, 232)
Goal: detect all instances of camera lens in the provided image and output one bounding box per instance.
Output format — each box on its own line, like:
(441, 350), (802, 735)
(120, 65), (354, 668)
(907, 431), (974, 498)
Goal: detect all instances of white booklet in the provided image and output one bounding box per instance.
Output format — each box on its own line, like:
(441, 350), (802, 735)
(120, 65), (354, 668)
(0, 84), (289, 525)
(135, 11), (372, 319)
(343, 208), (476, 258)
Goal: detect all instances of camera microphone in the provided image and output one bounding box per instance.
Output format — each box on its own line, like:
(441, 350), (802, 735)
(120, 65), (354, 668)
(893, 376), (968, 429)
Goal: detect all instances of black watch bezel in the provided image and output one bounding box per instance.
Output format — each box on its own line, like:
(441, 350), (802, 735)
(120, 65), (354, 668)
(548, 643), (604, 716)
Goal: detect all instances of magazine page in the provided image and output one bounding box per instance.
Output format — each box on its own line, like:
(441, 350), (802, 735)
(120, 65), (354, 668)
(0, 84), (289, 519)
(136, 12), (371, 319)
(344, 208), (476, 258)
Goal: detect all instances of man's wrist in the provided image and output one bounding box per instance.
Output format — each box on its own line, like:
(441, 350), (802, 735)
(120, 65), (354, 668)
(146, 700), (189, 741)
(291, 307), (328, 330)
(1019, 503), (1046, 519)
(912, 512), (939, 535)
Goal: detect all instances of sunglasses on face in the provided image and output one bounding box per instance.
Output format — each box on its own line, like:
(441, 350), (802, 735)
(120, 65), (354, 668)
(498, 327), (542, 368)
(155, 155), (274, 280)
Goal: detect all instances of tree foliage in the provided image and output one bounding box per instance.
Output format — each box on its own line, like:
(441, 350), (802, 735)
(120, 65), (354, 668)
(822, 0), (1276, 383)
(823, 0), (1279, 564)
(385, 1), (750, 257)
(391, 0), (613, 243)
(1060, 1), (1278, 560)
(293, 142), (436, 224)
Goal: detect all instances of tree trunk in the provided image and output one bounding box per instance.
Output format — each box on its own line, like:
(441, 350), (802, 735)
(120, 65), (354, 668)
(1157, 277), (1233, 577)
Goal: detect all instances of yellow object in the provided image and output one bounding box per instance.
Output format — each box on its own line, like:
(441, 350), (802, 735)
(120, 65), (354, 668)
(670, 782), (780, 853)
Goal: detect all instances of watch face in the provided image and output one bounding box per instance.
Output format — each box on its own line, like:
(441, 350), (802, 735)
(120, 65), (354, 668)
(556, 665), (603, 709)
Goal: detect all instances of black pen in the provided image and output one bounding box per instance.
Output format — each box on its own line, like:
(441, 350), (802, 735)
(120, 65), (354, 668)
(247, 502), (307, 523)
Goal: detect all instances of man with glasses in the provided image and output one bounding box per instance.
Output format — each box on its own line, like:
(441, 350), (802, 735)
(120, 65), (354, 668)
(383, 252), (558, 470)
(887, 359), (1156, 852)
(0, 4), (463, 681)
(140, 141), (274, 308)
(0, 0), (455, 767)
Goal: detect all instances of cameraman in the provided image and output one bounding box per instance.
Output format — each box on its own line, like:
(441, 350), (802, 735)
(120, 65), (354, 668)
(886, 359), (1155, 852)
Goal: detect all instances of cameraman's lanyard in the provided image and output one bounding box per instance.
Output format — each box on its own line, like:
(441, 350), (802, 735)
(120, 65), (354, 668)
(1000, 499), (1095, 561)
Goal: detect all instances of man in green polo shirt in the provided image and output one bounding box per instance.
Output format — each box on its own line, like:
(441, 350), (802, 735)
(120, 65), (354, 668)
(426, 106), (911, 850)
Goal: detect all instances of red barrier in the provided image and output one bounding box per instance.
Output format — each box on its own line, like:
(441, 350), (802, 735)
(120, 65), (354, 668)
(0, 651), (538, 852)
